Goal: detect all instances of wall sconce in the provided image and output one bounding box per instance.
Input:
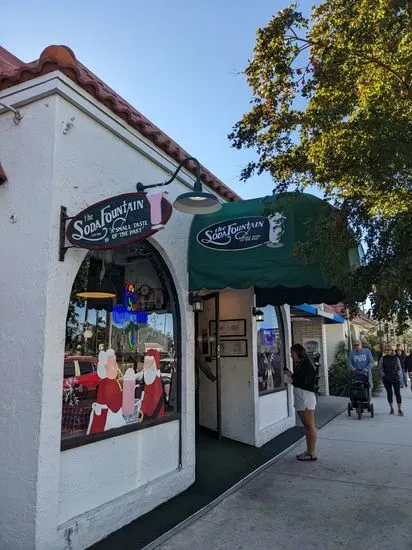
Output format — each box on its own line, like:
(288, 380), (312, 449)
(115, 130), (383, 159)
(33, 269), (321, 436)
(189, 292), (204, 312)
(136, 156), (222, 215)
(252, 307), (264, 322)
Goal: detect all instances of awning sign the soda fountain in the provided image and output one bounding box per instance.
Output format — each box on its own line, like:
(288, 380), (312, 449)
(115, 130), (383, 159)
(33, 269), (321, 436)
(66, 192), (172, 250)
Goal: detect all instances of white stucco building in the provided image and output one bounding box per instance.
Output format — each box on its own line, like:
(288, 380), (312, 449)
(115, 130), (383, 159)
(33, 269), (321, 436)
(0, 45), (302, 550)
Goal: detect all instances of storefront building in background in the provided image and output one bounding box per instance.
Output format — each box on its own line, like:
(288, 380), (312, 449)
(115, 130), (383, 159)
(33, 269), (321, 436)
(290, 303), (377, 396)
(0, 44), (243, 550)
(0, 45), (359, 550)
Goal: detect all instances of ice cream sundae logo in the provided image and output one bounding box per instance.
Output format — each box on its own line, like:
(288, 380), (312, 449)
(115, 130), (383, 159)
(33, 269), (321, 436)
(266, 212), (286, 249)
(66, 192), (172, 250)
(197, 213), (286, 251)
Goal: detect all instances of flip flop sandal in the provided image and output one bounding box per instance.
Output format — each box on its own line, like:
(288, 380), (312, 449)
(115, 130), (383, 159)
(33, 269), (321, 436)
(296, 453), (317, 462)
(398, 411), (404, 416)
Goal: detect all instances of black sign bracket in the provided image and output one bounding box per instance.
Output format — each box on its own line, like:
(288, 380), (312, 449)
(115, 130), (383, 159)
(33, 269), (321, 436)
(59, 206), (75, 262)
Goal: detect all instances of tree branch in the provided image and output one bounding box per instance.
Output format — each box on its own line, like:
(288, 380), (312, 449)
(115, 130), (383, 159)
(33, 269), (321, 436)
(284, 33), (412, 100)
(362, 54), (412, 99)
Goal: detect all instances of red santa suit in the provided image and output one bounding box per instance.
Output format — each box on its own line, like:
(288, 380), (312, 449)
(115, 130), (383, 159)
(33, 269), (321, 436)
(140, 349), (165, 419)
(87, 350), (126, 434)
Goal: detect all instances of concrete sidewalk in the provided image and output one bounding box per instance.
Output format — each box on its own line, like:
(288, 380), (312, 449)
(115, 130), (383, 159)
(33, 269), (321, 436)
(156, 388), (412, 550)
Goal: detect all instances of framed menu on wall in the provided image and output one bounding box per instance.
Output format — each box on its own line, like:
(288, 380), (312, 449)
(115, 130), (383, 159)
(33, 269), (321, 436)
(211, 339), (248, 358)
(209, 319), (246, 338)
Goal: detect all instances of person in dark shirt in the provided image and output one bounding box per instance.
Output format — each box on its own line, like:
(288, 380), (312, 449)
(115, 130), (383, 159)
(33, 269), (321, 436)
(406, 351), (412, 376)
(284, 343), (317, 461)
(396, 345), (407, 388)
(378, 346), (403, 416)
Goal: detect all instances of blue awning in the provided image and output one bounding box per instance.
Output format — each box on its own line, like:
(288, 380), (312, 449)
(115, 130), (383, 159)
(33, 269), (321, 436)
(291, 304), (345, 324)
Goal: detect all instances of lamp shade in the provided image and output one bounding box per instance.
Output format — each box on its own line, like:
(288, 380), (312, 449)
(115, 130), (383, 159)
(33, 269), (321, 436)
(174, 192), (222, 215)
(76, 275), (117, 299)
(174, 180), (222, 215)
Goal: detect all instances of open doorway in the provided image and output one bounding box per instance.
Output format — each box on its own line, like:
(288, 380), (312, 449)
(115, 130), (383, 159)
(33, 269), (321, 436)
(195, 292), (222, 440)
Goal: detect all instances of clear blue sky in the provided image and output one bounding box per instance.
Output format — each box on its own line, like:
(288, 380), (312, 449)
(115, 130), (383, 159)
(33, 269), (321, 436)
(1, 0), (315, 200)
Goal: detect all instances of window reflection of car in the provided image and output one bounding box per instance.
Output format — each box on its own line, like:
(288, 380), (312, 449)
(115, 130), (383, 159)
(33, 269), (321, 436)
(63, 356), (99, 392)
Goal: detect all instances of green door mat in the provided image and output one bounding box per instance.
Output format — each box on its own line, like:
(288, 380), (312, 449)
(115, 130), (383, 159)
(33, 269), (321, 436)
(90, 426), (304, 550)
(90, 397), (346, 549)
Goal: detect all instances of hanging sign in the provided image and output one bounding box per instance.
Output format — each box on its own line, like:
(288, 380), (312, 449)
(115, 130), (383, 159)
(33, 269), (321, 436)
(66, 192), (172, 250)
(197, 213), (286, 251)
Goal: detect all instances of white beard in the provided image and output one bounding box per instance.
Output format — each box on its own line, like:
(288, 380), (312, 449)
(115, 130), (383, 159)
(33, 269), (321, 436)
(144, 365), (158, 385)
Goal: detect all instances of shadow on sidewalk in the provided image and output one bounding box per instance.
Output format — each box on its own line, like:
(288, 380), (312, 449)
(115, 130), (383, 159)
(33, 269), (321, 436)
(90, 396), (346, 550)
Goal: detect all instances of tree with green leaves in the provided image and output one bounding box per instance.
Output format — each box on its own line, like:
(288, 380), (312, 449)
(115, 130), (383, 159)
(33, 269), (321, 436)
(229, 0), (412, 327)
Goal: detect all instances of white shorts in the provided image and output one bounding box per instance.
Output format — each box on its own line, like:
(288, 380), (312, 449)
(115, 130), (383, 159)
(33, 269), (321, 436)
(294, 387), (316, 411)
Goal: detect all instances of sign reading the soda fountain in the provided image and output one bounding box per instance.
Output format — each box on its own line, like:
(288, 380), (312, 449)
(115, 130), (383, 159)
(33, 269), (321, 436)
(66, 192), (172, 250)
(196, 212), (286, 251)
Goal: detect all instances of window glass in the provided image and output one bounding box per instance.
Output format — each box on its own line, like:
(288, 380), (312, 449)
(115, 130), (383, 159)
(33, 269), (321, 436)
(63, 361), (76, 378)
(257, 305), (285, 395)
(79, 361), (95, 375)
(62, 241), (179, 444)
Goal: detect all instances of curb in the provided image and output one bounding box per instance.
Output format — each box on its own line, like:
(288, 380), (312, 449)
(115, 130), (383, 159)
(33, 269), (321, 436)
(143, 405), (345, 550)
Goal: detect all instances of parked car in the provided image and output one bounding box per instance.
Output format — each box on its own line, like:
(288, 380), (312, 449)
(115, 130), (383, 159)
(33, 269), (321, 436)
(63, 356), (99, 391)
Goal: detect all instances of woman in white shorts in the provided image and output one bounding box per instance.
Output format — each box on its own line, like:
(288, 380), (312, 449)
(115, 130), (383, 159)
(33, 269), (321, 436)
(284, 343), (317, 461)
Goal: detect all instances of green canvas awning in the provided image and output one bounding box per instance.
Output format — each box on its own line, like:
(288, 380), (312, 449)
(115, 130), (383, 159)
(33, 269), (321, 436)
(188, 193), (360, 305)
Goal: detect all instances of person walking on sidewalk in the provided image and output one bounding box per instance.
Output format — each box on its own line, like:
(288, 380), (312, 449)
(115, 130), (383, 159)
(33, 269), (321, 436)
(378, 346), (404, 416)
(284, 344), (317, 462)
(406, 350), (412, 380)
(396, 345), (407, 388)
(347, 340), (374, 390)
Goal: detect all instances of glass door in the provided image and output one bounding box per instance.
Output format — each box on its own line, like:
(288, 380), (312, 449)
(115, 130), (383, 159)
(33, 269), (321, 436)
(196, 292), (222, 440)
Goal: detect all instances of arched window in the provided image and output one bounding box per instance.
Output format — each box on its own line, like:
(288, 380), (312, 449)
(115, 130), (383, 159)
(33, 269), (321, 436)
(61, 241), (180, 447)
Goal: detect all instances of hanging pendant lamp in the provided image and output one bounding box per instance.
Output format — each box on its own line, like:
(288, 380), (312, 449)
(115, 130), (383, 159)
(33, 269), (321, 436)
(136, 156), (222, 215)
(76, 259), (117, 299)
(173, 178), (222, 215)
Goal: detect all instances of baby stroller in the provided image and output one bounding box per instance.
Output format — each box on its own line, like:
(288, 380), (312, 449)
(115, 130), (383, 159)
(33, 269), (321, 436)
(347, 372), (374, 420)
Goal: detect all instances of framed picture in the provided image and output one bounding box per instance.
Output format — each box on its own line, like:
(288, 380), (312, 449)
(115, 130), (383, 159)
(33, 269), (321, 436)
(209, 319), (246, 338)
(211, 339), (248, 358)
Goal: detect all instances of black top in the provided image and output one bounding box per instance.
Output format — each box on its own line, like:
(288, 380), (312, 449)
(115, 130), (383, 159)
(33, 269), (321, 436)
(292, 357), (316, 392)
(396, 352), (406, 370)
(382, 355), (400, 382)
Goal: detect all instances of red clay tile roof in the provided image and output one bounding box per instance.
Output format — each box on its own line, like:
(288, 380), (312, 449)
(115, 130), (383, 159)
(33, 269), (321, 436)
(324, 303), (377, 326)
(0, 45), (240, 202)
(0, 162), (7, 184)
(0, 46), (23, 73)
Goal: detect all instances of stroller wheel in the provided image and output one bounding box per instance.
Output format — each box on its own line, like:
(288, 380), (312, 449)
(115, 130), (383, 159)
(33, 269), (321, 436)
(370, 403), (374, 418)
(347, 403), (351, 416)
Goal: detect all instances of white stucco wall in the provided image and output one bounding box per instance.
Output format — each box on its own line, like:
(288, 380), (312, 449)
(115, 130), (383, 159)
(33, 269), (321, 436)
(0, 73), (216, 550)
(0, 71), (297, 549)
(325, 323), (346, 368)
(0, 97), (58, 550)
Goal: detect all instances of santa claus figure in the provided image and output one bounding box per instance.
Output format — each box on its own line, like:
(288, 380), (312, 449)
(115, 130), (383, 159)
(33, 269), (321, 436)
(87, 349), (126, 434)
(140, 349), (165, 420)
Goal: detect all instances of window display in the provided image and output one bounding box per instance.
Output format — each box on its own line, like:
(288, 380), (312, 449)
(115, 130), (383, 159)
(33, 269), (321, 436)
(257, 306), (285, 395)
(62, 241), (179, 447)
